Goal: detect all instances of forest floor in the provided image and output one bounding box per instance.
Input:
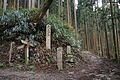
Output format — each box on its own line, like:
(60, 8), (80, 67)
(0, 51), (120, 80)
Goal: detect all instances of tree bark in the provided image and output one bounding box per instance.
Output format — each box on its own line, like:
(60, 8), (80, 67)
(73, 0), (78, 40)
(105, 23), (110, 59)
(3, 0), (7, 12)
(67, 0), (70, 24)
(28, 0), (31, 9)
(17, 0), (19, 10)
(33, 0), (53, 23)
(109, 0), (118, 60)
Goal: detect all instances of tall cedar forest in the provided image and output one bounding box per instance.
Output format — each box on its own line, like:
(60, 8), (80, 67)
(0, 0), (120, 80)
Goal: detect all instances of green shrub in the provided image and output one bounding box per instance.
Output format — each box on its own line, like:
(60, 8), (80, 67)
(46, 15), (81, 48)
(0, 9), (39, 43)
(0, 9), (81, 48)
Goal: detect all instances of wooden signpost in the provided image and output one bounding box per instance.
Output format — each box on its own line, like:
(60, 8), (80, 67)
(46, 24), (51, 49)
(57, 47), (63, 70)
(21, 39), (33, 65)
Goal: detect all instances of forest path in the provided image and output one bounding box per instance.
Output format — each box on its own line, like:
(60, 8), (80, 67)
(0, 51), (120, 80)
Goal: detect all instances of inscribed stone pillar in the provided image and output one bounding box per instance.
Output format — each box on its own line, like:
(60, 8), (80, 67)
(57, 47), (63, 70)
(46, 24), (51, 49)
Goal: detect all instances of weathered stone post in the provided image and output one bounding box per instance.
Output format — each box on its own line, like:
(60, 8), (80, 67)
(67, 46), (74, 62)
(46, 24), (51, 49)
(57, 47), (63, 70)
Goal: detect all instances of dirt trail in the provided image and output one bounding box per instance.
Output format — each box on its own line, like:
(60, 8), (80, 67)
(0, 51), (120, 80)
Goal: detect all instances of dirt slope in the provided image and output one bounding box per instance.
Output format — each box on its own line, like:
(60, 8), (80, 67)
(0, 51), (120, 80)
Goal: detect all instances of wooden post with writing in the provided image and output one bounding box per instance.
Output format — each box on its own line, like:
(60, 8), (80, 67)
(46, 24), (51, 49)
(57, 47), (63, 70)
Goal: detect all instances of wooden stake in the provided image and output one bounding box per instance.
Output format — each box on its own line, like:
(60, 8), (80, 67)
(25, 43), (29, 65)
(9, 42), (15, 64)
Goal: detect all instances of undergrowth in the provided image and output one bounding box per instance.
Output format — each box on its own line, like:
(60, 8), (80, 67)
(46, 15), (81, 48)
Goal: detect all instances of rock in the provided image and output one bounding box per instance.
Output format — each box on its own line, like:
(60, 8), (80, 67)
(81, 69), (86, 73)
(68, 71), (74, 75)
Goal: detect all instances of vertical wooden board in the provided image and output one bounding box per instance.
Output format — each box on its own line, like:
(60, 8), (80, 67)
(57, 47), (63, 70)
(25, 44), (29, 65)
(46, 24), (51, 49)
(9, 42), (15, 64)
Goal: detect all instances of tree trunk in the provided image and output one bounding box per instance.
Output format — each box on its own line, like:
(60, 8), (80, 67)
(3, 0), (7, 13)
(17, 0), (19, 10)
(13, 0), (16, 10)
(0, 0), (2, 8)
(38, 0), (40, 8)
(28, 0), (31, 9)
(32, 0), (36, 8)
(24, 0), (27, 8)
(114, 3), (120, 59)
(58, 0), (61, 17)
(67, 0), (70, 24)
(105, 23), (110, 59)
(74, 0), (78, 40)
(33, 0), (53, 23)
(109, 0), (118, 60)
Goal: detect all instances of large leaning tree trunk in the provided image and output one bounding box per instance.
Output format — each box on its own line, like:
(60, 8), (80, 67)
(0, 0), (53, 35)
(33, 0), (53, 23)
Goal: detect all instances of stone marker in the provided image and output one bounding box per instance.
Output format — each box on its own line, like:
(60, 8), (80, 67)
(67, 46), (74, 62)
(57, 47), (63, 70)
(67, 46), (71, 54)
(21, 39), (33, 65)
(46, 24), (51, 49)
(9, 42), (15, 64)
